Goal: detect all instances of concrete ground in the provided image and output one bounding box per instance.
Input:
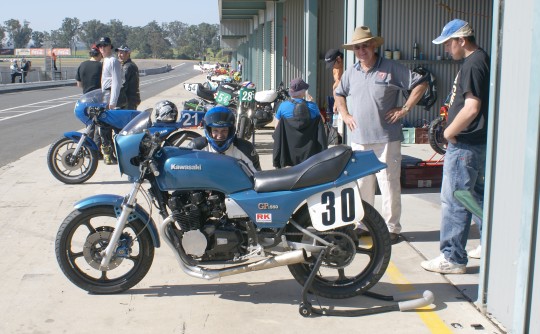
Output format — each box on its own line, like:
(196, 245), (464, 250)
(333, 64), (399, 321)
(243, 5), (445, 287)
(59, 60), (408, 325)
(0, 75), (504, 334)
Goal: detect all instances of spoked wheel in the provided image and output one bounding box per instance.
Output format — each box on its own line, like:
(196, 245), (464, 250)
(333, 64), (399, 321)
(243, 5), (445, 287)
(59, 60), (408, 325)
(47, 137), (99, 184)
(286, 201), (391, 299)
(164, 130), (201, 147)
(55, 205), (155, 294)
(428, 117), (447, 155)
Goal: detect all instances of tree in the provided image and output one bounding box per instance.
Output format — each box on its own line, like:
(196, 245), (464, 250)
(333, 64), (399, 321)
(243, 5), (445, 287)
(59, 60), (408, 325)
(106, 19), (128, 47)
(80, 20), (108, 48)
(4, 19), (32, 48)
(164, 21), (189, 48)
(143, 21), (171, 58)
(31, 31), (46, 48)
(54, 17), (80, 52)
(0, 26), (5, 48)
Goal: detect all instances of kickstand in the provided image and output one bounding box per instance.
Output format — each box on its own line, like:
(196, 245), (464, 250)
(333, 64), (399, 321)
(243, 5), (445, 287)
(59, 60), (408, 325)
(298, 248), (435, 317)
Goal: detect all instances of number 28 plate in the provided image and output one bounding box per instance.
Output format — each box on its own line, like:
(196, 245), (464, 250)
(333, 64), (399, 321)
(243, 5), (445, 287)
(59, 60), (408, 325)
(306, 182), (364, 231)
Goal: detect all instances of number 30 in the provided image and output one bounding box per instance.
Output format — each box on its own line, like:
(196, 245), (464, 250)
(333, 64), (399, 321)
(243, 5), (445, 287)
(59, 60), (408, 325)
(320, 188), (356, 226)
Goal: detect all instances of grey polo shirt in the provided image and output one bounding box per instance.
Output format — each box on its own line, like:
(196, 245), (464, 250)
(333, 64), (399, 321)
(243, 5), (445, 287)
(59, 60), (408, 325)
(335, 56), (424, 144)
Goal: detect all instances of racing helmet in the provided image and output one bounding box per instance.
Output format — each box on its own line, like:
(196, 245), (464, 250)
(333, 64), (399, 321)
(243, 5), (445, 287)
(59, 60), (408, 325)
(154, 100), (178, 123)
(203, 106), (236, 153)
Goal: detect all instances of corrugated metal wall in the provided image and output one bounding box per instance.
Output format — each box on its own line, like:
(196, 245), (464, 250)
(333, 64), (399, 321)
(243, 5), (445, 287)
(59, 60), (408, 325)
(282, 0), (305, 85)
(380, 0), (493, 124)
(317, 0), (345, 109)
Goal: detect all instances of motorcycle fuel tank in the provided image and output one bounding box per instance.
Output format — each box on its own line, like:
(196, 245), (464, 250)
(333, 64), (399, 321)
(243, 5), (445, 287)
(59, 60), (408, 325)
(155, 147), (254, 193)
(255, 90), (278, 103)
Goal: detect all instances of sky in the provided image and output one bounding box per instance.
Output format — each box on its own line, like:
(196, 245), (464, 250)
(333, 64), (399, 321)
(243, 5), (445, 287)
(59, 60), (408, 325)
(0, 0), (219, 32)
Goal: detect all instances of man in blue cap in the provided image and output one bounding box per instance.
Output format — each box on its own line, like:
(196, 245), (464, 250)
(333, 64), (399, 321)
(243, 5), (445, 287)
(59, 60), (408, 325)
(421, 19), (490, 274)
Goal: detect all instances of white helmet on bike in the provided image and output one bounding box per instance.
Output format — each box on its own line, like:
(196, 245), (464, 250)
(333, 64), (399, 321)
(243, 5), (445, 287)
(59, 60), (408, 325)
(154, 100), (178, 123)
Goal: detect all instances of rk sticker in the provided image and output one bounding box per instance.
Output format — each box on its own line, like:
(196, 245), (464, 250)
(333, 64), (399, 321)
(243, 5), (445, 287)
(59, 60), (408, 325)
(256, 213), (272, 223)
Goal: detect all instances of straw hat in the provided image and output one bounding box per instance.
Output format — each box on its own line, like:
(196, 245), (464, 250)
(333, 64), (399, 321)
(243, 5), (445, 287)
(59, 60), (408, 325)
(342, 26), (384, 50)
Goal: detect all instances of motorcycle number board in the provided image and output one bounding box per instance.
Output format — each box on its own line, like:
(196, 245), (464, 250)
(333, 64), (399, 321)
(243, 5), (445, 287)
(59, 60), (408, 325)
(183, 83), (198, 93)
(306, 182), (364, 231)
(239, 88), (256, 102)
(215, 90), (232, 106)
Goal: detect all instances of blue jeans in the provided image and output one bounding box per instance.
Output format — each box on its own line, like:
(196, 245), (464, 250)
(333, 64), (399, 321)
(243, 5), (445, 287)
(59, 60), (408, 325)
(440, 141), (486, 265)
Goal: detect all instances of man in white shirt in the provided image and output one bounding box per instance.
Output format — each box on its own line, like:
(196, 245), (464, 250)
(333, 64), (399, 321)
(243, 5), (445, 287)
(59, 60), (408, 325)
(96, 36), (125, 164)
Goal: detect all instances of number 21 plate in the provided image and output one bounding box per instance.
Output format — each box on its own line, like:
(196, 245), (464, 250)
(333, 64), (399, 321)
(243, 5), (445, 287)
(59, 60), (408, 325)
(306, 181), (364, 231)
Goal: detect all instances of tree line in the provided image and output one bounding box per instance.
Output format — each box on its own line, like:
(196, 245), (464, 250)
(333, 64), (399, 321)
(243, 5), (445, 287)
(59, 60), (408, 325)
(0, 18), (222, 59)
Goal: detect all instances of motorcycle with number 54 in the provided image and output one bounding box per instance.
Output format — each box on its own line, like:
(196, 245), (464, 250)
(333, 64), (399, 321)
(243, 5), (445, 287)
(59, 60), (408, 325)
(55, 110), (434, 315)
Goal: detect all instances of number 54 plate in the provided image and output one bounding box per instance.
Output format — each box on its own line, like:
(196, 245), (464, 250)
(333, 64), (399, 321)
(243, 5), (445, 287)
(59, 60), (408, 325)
(306, 181), (364, 231)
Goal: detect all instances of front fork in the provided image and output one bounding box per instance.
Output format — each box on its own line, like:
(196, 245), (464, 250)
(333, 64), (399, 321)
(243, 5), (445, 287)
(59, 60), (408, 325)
(71, 123), (94, 159)
(99, 180), (143, 270)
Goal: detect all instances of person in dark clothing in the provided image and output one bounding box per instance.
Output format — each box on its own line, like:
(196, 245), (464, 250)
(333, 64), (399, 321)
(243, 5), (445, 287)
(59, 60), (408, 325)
(20, 59), (31, 83)
(421, 19), (491, 274)
(116, 45), (141, 110)
(76, 46), (103, 94)
(272, 78), (327, 168)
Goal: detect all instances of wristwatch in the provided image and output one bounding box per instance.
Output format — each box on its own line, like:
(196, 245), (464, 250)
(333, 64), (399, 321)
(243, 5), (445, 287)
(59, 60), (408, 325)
(402, 105), (410, 113)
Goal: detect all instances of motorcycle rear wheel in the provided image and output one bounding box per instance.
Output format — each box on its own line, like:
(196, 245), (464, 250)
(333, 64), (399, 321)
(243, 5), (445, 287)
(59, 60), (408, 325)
(164, 130), (201, 147)
(55, 206), (155, 294)
(47, 137), (99, 184)
(287, 201), (391, 299)
(428, 116), (447, 155)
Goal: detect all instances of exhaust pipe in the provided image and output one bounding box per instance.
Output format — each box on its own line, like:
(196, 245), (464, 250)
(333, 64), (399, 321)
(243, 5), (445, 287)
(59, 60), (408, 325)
(160, 217), (309, 280)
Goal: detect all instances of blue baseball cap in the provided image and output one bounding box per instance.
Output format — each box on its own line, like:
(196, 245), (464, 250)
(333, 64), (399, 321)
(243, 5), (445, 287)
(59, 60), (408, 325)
(432, 19), (474, 44)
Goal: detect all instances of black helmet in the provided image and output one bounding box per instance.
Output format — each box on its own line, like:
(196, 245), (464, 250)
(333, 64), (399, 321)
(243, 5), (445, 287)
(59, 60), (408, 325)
(203, 106), (236, 153)
(154, 100), (178, 123)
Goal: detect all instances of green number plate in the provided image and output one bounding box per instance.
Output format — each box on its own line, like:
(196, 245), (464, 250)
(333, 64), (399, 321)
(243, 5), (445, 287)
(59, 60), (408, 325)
(215, 90), (232, 106)
(239, 88), (256, 102)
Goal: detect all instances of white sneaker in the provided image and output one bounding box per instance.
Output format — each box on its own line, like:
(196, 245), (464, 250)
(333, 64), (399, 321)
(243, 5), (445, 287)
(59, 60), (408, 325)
(468, 245), (481, 259)
(421, 254), (466, 274)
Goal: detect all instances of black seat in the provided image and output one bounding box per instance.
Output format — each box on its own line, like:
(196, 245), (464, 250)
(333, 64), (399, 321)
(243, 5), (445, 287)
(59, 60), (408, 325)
(254, 145), (352, 193)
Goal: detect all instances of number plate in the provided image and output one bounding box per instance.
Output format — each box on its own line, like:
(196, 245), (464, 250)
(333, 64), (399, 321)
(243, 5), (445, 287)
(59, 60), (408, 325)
(306, 181), (364, 231)
(183, 83), (199, 93)
(178, 110), (204, 127)
(215, 90), (232, 106)
(239, 88), (256, 102)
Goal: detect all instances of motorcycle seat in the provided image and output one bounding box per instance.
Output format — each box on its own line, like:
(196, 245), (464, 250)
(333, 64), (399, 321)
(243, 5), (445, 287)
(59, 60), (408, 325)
(197, 83), (216, 101)
(253, 145), (352, 193)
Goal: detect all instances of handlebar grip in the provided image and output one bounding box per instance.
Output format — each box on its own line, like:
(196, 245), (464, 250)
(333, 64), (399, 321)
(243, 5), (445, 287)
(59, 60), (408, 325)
(398, 290), (434, 311)
(149, 160), (160, 176)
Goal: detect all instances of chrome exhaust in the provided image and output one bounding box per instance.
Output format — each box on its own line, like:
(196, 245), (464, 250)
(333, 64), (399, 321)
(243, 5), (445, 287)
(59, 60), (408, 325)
(160, 217), (309, 280)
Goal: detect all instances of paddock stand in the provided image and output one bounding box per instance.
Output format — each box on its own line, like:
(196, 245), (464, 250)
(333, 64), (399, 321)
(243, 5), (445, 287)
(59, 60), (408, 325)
(298, 249), (435, 317)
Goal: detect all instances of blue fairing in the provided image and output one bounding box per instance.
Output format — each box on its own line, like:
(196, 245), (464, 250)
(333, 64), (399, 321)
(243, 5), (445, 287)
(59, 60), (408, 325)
(64, 131), (99, 151)
(229, 150), (386, 227)
(154, 146), (253, 193)
(98, 109), (142, 130)
(74, 194), (160, 247)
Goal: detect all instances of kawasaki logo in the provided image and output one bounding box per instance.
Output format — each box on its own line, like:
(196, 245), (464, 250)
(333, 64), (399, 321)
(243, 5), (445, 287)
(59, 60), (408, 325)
(171, 164), (202, 171)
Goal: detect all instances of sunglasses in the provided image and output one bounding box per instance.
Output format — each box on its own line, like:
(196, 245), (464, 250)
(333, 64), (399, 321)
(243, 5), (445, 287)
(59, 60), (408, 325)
(353, 43), (371, 50)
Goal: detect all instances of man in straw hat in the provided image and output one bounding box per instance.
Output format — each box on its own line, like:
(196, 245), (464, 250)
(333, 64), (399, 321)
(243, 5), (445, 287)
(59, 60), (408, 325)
(334, 26), (428, 244)
(421, 19), (490, 274)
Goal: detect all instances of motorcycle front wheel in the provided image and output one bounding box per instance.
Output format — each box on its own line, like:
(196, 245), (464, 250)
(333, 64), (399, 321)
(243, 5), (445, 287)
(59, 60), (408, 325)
(238, 116), (254, 142)
(47, 137), (99, 184)
(55, 205), (155, 294)
(286, 201), (391, 299)
(428, 116), (447, 155)
(164, 130), (201, 147)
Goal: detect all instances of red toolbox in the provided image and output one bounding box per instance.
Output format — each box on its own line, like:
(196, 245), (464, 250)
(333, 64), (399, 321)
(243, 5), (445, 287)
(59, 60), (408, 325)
(401, 159), (443, 188)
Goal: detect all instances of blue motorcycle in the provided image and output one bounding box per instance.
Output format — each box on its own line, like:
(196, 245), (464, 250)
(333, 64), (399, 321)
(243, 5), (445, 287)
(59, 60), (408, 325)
(55, 111), (434, 315)
(47, 89), (201, 184)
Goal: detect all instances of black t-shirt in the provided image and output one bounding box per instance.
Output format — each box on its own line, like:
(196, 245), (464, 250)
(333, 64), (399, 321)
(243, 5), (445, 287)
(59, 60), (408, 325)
(76, 60), (103, 94)
(447, 48), (490, 144)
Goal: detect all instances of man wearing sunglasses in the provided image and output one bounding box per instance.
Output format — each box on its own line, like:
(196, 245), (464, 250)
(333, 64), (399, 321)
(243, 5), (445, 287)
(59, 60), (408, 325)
(334, 26), (428, 244)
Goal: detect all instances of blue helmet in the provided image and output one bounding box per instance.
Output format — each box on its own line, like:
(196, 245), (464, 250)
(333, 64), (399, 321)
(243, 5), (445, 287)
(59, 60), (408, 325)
(203, 106), (236, 153)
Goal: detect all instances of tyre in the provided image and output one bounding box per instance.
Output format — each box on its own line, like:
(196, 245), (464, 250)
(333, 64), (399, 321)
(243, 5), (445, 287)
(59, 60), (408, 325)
(47, 137), (99, 184)
(165, 130), (201, 147)
(238, 116), (252, 141)
(55, 206), (155, 294)
(428, 117), (447, 155)
(286, 201), (391, 299)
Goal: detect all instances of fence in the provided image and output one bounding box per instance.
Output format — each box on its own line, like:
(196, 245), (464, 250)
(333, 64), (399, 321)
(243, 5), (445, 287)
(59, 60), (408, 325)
(0, 68), (78, 85)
